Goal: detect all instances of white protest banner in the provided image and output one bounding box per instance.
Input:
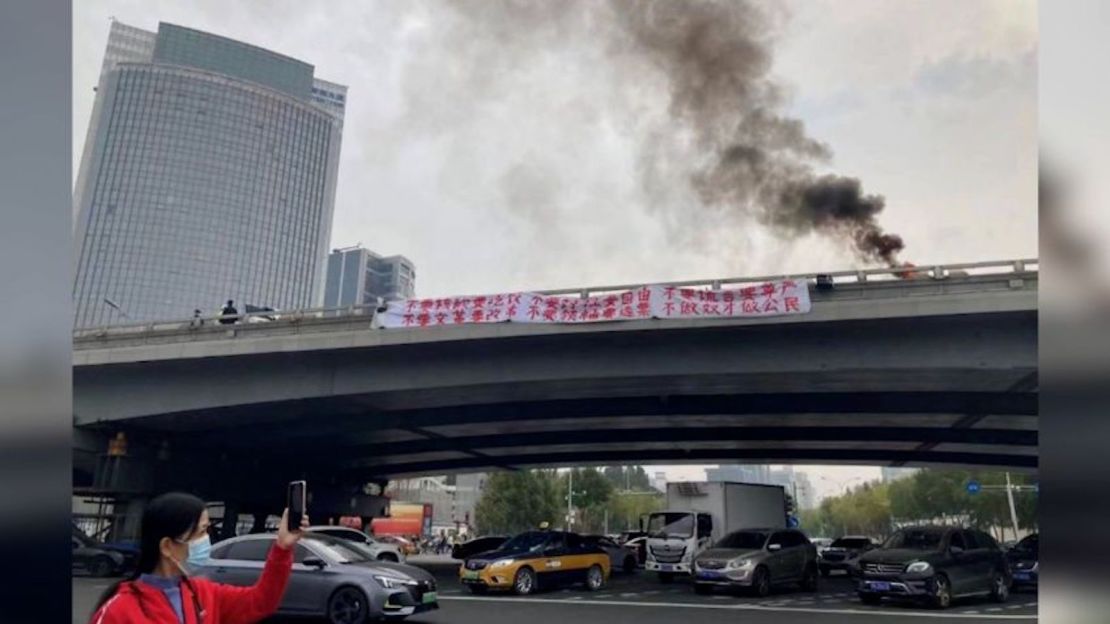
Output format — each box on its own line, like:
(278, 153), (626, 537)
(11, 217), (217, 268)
(377, 279), (809, 328)
(649, 279), (810, 320)
(379, 292), (527, 328)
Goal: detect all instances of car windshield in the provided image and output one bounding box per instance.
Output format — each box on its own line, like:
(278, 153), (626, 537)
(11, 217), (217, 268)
(499, 532), (551, 553)
(832, 538), (872, 549)
(647, 513), (694, 539)
(883, 529), (944, 551)
(715, 531), (768, 550)
(305, 536), (373, 563)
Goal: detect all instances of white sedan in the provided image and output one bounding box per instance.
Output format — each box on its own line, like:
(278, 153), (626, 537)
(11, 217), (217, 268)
(306, 526), (406, 563)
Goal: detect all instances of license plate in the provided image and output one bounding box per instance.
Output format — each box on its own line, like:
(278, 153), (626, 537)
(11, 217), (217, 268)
(870, 581), (891, 592)
(422, 592), (438, 604)
(660, 564), (674, 572)
(1013, 573), (1030, 581)
(462, 571), (479, 580)
(697, 571), (721, 579)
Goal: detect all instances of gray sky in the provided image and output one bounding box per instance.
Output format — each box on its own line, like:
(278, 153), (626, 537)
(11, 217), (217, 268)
(73, 0), (1037, 503)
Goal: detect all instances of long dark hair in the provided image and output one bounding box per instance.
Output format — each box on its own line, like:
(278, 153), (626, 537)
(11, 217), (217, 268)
(94, 492), (207, 610)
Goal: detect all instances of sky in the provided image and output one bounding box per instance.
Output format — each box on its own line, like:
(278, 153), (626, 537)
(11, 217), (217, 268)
(72, 0), (1038, 504)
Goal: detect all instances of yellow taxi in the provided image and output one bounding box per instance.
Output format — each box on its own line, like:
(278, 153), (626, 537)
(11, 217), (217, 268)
(459, 530), (611, 595)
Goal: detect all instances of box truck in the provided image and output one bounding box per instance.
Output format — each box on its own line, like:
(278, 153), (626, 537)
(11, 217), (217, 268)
(644, 481), (787, 581)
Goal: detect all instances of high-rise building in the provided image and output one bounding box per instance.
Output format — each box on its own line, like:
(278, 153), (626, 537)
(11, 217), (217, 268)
(73, 21), (346, 328)
(704, 465), (772, 484)
(324, 245), (416, 308)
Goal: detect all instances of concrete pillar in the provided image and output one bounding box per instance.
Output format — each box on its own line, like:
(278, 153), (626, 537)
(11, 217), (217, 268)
(220, 502), (240, 540)
(249, 513), (268, 534)
(111, 498), (148, 542)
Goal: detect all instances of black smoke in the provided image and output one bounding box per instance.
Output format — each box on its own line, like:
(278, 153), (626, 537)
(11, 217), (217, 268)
(444, 0), (906, 265)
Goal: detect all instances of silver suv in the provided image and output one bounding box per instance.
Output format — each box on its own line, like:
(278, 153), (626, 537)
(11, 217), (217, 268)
(693, 528), (818, 597)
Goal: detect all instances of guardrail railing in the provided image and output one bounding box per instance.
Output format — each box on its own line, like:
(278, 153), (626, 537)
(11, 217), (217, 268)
(73, 258), (1037, 341)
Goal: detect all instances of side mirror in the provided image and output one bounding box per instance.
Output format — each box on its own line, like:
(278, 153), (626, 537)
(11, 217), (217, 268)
(303, 557), (327, 569)
(768, 543), (782, 552)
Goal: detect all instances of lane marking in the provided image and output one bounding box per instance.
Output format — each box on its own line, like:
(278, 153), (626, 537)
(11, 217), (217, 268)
(438, 595), (1037, 619)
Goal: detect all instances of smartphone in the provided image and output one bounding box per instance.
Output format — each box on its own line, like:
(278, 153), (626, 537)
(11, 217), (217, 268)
(287, 480), (306, 531)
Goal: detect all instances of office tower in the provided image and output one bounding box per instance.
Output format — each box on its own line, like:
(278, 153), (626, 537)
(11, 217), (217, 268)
(73, 21), (346, 327)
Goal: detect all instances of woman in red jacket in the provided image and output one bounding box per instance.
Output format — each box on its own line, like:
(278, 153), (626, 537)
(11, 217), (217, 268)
(90, 492), (308, 624)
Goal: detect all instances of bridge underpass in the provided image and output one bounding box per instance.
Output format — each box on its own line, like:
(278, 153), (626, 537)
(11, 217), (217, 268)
(72, 262), (1037, 534)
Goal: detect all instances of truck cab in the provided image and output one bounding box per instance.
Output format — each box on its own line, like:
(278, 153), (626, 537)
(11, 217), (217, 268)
(644, 510), (715, 580)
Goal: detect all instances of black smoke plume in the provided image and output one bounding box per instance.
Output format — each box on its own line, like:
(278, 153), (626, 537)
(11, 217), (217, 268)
(447, 0), (906, 265)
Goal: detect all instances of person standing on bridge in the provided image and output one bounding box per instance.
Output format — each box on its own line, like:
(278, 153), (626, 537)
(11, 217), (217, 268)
(90, 492), (308, 624)
(218, 300), (238, 325)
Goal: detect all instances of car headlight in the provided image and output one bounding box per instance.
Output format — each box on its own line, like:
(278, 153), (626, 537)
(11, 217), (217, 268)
(905, 561), (932, 574)
(490, 559), (515, 569)
(375, 575), (418, 589)
(726, 558), (752, 570)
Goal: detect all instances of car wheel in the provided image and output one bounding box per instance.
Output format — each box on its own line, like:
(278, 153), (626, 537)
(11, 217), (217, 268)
(750, 566), (771, 598)
(585, 565), (605, 591)
(929, 574), (952, 610)
(800, 564), (819, 592)
(467, 585), (488, 595)
(819, 566), (830, 578)
(377, 553), (398, 563)
(989, 570), (1010, 603)
(89, 557), (114, 578)
(859, 592), (882, 606)
(694, 583), (713, 595)
(623, 556), (637, 574)
(513, 567), (537, 596)
(327, 586), (369, 624)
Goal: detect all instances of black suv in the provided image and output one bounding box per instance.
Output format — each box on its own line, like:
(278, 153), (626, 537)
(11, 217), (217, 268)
(1006, 533), (1038, 588)
(857, 526), (1011, 609)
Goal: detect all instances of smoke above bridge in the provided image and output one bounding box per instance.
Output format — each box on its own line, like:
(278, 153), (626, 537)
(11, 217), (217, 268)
(437, 0), (906, 266)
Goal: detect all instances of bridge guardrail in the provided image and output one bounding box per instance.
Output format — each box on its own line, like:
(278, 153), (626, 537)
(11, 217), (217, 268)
(73, 258), (1037, 342)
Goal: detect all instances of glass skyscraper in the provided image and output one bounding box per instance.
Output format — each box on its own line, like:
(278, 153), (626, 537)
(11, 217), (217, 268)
(73, 21), (346, 328)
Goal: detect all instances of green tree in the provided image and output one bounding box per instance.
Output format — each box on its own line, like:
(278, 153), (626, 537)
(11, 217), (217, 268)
(474, 470), (561, 535)
(558, 468), (615, 533)
(604, 490), (665, 533)
(601, 465), (652, 491)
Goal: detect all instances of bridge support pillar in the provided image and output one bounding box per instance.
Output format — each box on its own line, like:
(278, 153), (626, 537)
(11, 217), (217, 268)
(110, 497), (148, 542)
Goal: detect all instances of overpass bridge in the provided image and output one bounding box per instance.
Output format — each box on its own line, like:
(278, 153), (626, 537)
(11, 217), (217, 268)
(73, 260), (1037, 510)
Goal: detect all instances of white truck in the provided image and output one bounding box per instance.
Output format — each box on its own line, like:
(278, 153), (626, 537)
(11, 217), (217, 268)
(644, 481), (787, 581)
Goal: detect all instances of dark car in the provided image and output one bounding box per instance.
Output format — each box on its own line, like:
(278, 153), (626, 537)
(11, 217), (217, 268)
(72, 530), (129, 577)
(692, 528), (819, 597)
(452, 536), (508, 561)
(819, 535), (876, 577)
(857, 526), (1011, 609)
(1007, 533), (1038, 588)
(583, 535), (640, 574)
